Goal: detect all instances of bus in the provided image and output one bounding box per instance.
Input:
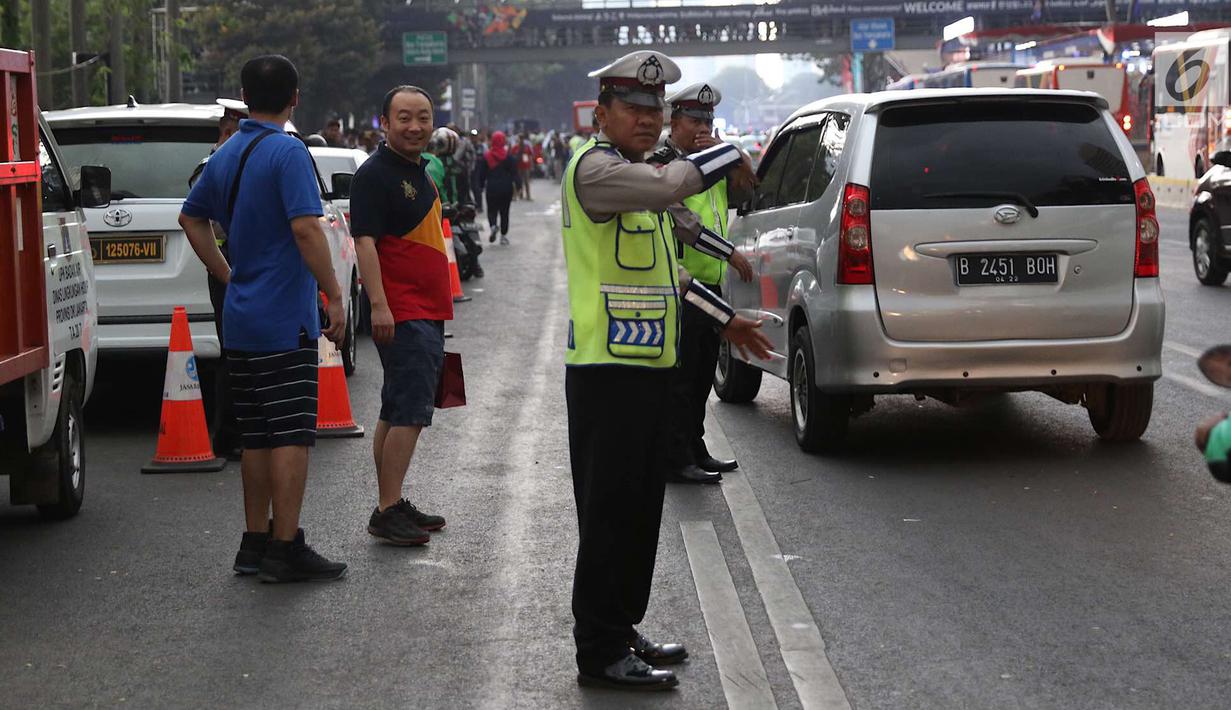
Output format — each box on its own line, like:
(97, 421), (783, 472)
(921, 62), (1025, 89)
(1151, 28), (1231, 179)
(1015, 59), (1133, 135)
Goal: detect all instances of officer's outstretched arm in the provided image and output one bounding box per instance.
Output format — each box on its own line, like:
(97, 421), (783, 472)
(576, 142), (743, 217)
(667, 205), (753, 282)
(679, 277), (773, 360)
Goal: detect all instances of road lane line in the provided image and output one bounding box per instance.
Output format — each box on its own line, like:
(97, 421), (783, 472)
(681, 521), (778, 710)
(705, 409), (853, 710)
(1164, 371), (1225, 399)
(1164, 340), (1205, 359)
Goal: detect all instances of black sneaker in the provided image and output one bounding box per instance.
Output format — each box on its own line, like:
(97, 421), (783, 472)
(233, 530), (270, 575)
(257, 530), (347, 583)
(393, 499), (446, 532)
(368, 504), (430, 545)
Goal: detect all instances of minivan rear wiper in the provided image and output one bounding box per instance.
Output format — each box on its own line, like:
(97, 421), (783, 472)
(921, 191), (1039, 218)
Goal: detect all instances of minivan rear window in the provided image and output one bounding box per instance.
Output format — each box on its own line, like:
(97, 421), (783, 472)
(53, 125), (217, 199)
(870, 102), (1133, 211)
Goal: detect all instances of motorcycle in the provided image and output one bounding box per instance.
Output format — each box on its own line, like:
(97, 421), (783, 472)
(1198, 345), (1231, 482)
(442, 202), (484, 281)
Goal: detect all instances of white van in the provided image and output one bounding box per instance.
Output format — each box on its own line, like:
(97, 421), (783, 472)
(1, 51), (106, 518)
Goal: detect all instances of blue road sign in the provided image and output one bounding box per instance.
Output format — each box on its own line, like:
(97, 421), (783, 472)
(851, 19), (895, 53)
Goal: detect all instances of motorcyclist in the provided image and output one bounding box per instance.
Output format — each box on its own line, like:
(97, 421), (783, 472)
(428, 127), (484, 278)
(1196, 345), (1231, 482)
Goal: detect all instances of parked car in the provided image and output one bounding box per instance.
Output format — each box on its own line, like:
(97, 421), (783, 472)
(45, 103), (361, 375)
(1189, 150), (1231, 286)
(308, 146), (368, 229)
(717, 88), (1164, 451)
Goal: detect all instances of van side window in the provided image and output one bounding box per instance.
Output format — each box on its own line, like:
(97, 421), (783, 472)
(806, 113), (850, 202)
(39, 138), (72, 213)
(775, 126), (822, 206)
(753, 135), (791, 210)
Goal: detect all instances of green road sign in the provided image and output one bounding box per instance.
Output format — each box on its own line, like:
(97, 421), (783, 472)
(403, 32), (448, 66)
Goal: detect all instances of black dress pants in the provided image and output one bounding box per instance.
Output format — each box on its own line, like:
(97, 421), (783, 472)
(664, 283), (723, 470)
(566, 365), (672, 673)
(207, 270), (238, 451)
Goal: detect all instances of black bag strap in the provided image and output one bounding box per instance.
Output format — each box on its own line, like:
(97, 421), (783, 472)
(226, 128), (277, 223)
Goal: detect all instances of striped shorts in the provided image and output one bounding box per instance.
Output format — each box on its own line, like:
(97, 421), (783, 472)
(227, 340), (319, 450)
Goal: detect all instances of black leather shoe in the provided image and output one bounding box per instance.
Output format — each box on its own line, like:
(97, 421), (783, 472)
(666, 464), (722, 484)
(577, 654), (678, 691)
(696, 455), (739, 474)
(630, 633), (688, 666)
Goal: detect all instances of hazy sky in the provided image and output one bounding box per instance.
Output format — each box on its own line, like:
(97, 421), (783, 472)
(676, 53), (816, 90)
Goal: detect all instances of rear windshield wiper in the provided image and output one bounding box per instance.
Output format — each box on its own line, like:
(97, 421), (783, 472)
(922, 191), (1039, 218)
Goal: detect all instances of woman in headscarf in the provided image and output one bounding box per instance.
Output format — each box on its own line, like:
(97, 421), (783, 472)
(475, 130), (520, 245)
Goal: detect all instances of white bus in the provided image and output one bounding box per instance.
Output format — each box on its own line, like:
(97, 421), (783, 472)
(1016, 59), (1134, 136)
(921, 62), (1025, 89)
(1151, 28), (1231, 179)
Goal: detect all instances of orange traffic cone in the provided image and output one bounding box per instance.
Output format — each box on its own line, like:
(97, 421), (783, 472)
(443, 217), (470, 303)
(316, 332), (364, 439)
(142, 306), (226, 473)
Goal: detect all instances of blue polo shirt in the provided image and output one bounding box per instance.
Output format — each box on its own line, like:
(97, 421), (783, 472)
(182, 119), (324, 352)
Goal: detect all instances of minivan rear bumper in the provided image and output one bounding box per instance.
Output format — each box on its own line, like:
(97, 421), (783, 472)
(812, 279), (1164, 391)
(97, 316), (222, 359)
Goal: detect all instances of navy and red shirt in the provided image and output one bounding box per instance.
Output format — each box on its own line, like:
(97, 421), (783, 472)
(349, 143), (454, 323)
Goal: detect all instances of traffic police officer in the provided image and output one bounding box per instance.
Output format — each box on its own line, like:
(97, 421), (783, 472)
(562, 50), (772, 691)
(650, 82), (751, 484)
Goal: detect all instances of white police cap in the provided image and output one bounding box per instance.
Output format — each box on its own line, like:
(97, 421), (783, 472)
(588, 50), (682, 109)
(666, 83), (722, 121)
(216, 98), (249, 120)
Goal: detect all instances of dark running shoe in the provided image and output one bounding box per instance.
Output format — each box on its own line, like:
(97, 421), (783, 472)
(393, 499), (446, 532)
(489, 227), (497, 243)
(257, 530), (347, 583)
(368, 503), (431, 545)
(233, 530), (270, 575)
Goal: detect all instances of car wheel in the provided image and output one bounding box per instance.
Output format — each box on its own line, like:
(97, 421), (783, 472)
(1087, 382), (1153, 442)
(342, 281), (359, 377)
(713, 338), (763, 403)
(36, 371), (85, 520)
(1192, 217), (1229, 286)
(789, 326), (849, 453)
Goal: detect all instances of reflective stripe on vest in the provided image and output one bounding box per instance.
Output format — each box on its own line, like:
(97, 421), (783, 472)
(680, 177), (728, 286)
(561, 139), (681, 368)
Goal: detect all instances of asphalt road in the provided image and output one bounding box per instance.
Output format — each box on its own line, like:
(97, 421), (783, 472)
(2, 195), (1230, 710)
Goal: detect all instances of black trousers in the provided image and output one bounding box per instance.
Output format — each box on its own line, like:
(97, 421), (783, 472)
(207, 270), (239, 451)
(664, 283), (723, 470)
(486, 189), (513, 236)
(566, 365), (672, 673)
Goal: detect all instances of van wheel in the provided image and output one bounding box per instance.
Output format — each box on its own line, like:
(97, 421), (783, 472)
(36, 372), (85, 520)
(1087, 382), (1153, 442)
(790, 326), (849, 453)
(341, 281), (358, 377)
(714, 339), (762, 403)
(1192, 217), (1229, 286)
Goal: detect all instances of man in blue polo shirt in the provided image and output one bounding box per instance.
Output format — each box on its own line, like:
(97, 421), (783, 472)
(180, 54), (348, 583)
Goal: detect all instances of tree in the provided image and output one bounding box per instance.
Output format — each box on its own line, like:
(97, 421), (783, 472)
(189, 0), (382, 131)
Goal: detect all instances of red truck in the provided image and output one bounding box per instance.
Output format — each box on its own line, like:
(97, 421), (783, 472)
(0, 49), (110, 518)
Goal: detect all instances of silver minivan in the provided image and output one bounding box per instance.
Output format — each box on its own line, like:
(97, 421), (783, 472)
(716, 89), (1164, 452)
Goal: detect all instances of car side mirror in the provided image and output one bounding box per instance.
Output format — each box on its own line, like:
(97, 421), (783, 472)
(329, 172), (353, 200)
(76, 165), (111, 208)
(1213, 151), (1231, 170)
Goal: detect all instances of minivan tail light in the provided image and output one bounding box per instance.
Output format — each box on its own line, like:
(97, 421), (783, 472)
(1133, 178), (1159, 278)
(838, 183), (874, 284)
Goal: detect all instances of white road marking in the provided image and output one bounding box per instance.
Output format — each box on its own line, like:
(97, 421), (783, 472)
(681, 521), (778, 710)
(1164, 340), (1205, 359)
(1163, 371), (1225, 399)
(706, 410), (852, 710)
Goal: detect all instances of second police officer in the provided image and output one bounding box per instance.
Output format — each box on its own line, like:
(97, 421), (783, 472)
(649, 82), (753, 485)
(560, 50), (773, 691)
